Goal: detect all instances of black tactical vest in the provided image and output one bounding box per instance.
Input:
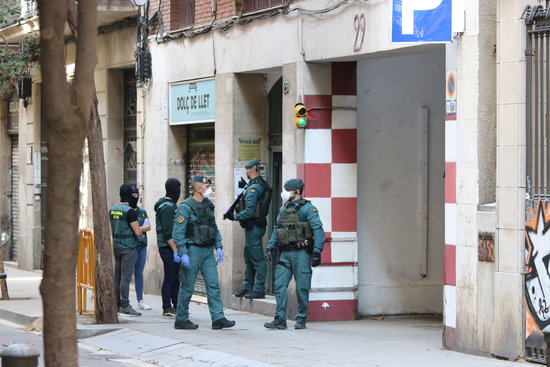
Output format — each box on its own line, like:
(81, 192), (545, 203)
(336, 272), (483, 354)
(236, 178), (272, 219)
(275, 199), (313, 245)
(184, 198), (218, 246)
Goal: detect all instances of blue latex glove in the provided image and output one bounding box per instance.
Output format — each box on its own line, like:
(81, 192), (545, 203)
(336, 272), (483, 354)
(173, 252), (181, 263)
(181, 254), (191, 269)
(216, 248), (224, 264)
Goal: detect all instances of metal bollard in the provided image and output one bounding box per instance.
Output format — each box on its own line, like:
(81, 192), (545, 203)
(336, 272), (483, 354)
(0, 344), (40, 367)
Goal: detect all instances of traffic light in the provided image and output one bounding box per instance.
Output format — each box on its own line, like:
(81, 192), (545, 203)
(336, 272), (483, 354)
(293, 103), (308, 128)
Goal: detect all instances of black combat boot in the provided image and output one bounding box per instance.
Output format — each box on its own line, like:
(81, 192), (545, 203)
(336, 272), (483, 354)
(212, 317), (236, 330)
(295, 321), (306, 329)
(233, 289), (250, 297)
(174, 320), (198, 330)
(264, 317), (287, 330)
(244, 290), (265, 299)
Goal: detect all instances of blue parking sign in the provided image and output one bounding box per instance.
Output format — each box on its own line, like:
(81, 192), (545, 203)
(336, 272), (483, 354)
(392, 0), (452, 43)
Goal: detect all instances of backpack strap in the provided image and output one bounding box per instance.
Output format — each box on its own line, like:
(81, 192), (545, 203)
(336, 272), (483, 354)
(296, 198), (310, 210)
(205, 198), (215, 210)
(158, 200), (175, 211)
(283, 198), (309, 213)
(183, 198), (199, 214)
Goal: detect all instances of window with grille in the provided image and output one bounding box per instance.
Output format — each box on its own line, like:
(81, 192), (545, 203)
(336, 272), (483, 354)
(22, 0), (37, 17)
(244, 0), (286, 13)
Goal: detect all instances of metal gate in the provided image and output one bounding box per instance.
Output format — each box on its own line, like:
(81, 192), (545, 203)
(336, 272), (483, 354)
(525, 4), (550, 198)
(124, 69), (137, 187)
(266, 78), (283, 295)
(524, 4), (550, 363)
(7, 99), (19, 261)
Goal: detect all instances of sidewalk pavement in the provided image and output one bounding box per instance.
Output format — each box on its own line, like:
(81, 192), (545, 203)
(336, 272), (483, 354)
(0, 263), (536, 367)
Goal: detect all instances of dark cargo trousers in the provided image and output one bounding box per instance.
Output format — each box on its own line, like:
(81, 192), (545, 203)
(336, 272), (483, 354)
(175, 245), (225, 322)
(114, 247), (138, 309)
(243, 224), (267, 293)
(274, 249), (312, 322)
(158, 246), (180, 310)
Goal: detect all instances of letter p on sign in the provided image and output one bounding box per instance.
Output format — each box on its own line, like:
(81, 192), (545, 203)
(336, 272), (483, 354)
(402, 0), (444, 35)
(391, 0), (455, 43)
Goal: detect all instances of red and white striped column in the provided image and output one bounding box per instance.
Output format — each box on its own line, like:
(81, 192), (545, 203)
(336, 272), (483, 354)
(444, 88), (457, 348)
(298, 62), (358, 321)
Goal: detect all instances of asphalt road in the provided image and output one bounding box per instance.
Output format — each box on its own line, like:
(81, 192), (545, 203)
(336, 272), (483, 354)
(0, 319), (151, 367)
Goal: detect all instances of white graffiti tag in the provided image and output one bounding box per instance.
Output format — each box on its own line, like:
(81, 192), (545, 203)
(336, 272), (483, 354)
(526, 203), (550, 326)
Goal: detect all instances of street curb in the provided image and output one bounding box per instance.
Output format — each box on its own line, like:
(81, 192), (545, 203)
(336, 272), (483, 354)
(77, 326), (121, 339)
(80, 328), (278, 367)
(0, 308), (38, 326)
(0, 307), (121, 340)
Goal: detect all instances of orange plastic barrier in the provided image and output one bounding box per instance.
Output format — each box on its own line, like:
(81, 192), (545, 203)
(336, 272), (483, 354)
(77, 229), (96, 314)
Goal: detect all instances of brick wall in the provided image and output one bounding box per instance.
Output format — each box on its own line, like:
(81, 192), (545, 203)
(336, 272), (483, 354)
(195, 0), (212, 25)
(194, 0), (238, 26)
(148, 0), (174, 32)
(213, 0), (237, 22)
(150, 0), (295, 33)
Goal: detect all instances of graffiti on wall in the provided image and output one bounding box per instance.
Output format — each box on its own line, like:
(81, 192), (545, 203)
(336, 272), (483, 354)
(525, 200), (550, 360)
(478, 232), (495, 262)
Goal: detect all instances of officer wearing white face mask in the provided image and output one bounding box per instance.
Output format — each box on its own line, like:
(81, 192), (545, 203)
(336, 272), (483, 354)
(264, 178), (325, 330)
(171, 175), (235, 330)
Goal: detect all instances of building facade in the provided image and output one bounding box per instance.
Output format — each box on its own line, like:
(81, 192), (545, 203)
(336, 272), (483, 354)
(0, 0), (543, 362)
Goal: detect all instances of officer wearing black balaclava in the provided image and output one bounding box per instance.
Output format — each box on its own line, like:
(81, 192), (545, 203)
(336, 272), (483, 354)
(129, 187), (139, 209)
(130, 186), (152, 310)
(154, 178), (182, 317)
(109, 184), (143, 316)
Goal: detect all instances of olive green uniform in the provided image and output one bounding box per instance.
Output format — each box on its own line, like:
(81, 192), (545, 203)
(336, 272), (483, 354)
(172, 197), (225, 322)
(235, 176), (267, 293)
(154, 197), (180, 311)
(110, 203), (139, 249)
(109, 203), (139, 309)
(268, 199), (325, 322)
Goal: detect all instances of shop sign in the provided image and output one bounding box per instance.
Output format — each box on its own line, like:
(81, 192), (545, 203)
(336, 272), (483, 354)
(170, 79), (215, 125)
(238, 137), (261, 162)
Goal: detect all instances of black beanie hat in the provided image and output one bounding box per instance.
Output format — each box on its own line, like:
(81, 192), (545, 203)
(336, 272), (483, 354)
(165, 178), (181, 202)
(120, 184), (133, 204)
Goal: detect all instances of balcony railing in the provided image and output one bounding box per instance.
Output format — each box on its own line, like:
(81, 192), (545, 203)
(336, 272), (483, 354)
(98, 0), (137, 11)
(243, 0), (287, 14)
(21, 0), (37, 18)
(0, 0), (135, 30)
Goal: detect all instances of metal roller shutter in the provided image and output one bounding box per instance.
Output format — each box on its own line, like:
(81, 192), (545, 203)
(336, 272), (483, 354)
(187, 124), (215, 295)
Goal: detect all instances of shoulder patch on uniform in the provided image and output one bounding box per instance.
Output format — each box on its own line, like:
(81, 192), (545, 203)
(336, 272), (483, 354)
(250, 189), (256, 193)
(177, 216), (185, 223)
(312, 209), (317, 212)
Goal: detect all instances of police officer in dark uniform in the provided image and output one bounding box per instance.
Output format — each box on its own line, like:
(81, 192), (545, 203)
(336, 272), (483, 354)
(109, 184), (144, 317)
(130, 187), (152, 310)
(264, 178), (325, 330)
(154, 178), (182, 317)
(230, 159), (269, 299)
(172, 175), (235, 330)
